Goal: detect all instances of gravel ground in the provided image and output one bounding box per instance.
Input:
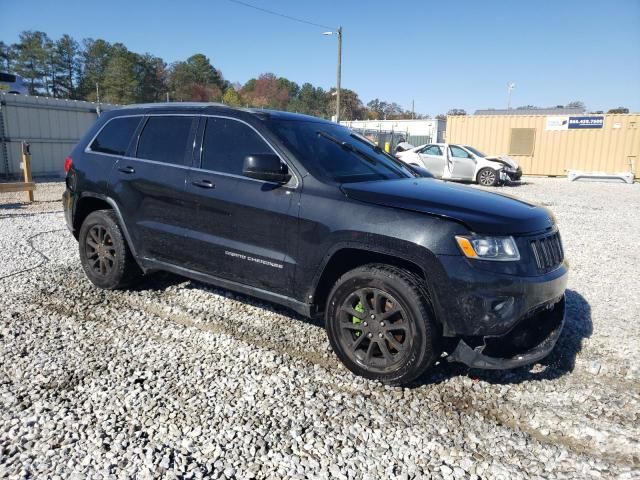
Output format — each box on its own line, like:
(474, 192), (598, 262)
(1, 178), (639, 479)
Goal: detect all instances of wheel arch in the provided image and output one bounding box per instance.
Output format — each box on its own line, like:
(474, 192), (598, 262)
(74, 193), (141, 265)
(310, 246), (435, 319)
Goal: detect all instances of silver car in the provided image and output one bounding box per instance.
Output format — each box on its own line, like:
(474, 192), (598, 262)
(397, 143), (522, 186)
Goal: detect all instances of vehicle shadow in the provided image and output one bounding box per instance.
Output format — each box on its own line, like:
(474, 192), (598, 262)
(130, 273), (591, 387)
(455, 180), (530, 188)
(501, 180), (531, 188)
(415, 288), (592, 387)
(0, 199), (62, 209)
(128, 271), (326, 329)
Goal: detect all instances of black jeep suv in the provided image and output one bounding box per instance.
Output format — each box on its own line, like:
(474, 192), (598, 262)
(63, 103), (568, 385)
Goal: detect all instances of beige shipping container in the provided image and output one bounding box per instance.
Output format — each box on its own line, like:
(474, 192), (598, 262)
(446, 114), (639, 178)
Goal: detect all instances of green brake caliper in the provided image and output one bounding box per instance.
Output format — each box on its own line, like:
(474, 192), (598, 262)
(353, 302), (364, 337)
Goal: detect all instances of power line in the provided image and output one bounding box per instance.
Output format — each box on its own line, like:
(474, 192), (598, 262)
(225, 0), (335, 30)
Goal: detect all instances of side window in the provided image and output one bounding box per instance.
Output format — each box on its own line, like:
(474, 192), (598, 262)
(90, 117), (141, 156)
(201, 117), (273, 175)
(449, 146), (470, 158)
(136, 116), (194, 165)
(421, 145), (442, 156)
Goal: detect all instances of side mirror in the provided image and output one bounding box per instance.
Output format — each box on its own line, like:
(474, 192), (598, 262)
(243, 154), (291, 183)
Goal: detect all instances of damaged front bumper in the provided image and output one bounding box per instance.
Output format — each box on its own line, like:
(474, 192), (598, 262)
(447, 295), (565, 369)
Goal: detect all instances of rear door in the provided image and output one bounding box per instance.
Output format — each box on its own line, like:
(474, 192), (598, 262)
(181, 116), (299, 295)
(111, 114), (198, 264)
(83, 115), (142, 199)
(418, 145), (446, 177)
(449, 145), (477, 180)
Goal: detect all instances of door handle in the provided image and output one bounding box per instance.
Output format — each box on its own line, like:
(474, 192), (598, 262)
(118, 166), (135, 174)
(192, 179), (215, 189)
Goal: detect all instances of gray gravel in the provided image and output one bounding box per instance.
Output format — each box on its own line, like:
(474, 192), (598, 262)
(1, 178), (639, 479)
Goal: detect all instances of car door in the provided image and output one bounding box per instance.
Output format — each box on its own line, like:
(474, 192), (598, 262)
(181, 116), (299, 295)
(418, 145), (446, 177)
(84, 115), (143, 200)
(449, 145), (477, 180)
(111, 114), (198, 264)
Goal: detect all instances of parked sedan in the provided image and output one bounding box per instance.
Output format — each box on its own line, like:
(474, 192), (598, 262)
(397, 143), (522, 186)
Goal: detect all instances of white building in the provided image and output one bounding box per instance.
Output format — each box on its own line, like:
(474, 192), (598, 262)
(341, 119), (446, 145)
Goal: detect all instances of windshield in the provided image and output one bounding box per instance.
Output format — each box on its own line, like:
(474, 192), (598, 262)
(269, 120), (415, 183)
(463, 145), (487, 158)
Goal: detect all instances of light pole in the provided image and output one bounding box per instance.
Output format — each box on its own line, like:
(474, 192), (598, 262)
(323, 27), (342, 122)
(507, 82), (515, 110)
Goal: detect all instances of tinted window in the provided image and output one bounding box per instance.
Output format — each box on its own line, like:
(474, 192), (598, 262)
(0, 73), (17, 82)
(269, 120), (414, 183)
(450, 145), (470, 158)
(201, 117), (272, 175)
(137, 116), (194, 165)
(90, 116), (141, 156)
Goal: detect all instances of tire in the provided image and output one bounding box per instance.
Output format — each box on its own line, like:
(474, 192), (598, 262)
(325, 264), (441, 386)
(476, 167), (500, 186)
(78, 209), (141, 289)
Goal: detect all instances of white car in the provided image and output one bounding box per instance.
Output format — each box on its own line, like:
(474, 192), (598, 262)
(396, 143), (522, 186)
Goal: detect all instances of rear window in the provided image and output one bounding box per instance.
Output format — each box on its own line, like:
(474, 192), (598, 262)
(136, 116), (194, 165)
(90, 116), (141, 156)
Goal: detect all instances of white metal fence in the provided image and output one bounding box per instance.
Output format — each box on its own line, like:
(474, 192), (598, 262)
(0, 93), (117, 178)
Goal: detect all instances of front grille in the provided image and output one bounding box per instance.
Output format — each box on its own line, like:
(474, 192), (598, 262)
(530, 231), (564, 273)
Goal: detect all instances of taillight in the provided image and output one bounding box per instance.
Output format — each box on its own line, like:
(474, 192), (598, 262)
(64, 156), (73, 173)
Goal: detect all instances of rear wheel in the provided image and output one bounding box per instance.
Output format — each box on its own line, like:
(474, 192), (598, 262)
(477, 167), (499, 186)
(325, 264), (441, 386)
(78, 210), (141, 289)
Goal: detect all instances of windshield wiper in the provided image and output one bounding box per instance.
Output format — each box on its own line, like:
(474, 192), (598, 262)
(316, 131), (378, 165)
(348, 132), (419, 177)
(349, 132), (383, 153)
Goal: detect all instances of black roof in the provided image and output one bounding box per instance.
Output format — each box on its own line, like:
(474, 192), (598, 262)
(117, 102), (331, 123)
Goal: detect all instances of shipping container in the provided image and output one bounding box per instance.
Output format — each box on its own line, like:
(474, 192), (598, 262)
(446, 114), (639, 178)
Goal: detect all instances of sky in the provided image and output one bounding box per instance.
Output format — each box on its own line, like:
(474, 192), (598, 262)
(1, 0), (639, 116)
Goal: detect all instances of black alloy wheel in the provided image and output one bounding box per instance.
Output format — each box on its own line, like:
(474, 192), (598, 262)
(85, 225), (116, 277)
(78, 209), (141, 289)
(337, 287), (411, 371)
(326, 264), (441, 386)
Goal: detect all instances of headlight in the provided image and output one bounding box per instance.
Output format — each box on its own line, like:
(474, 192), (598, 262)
(455, 235), (520, 261)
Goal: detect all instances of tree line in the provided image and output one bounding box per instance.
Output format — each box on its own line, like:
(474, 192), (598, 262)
(0, 30), (430, 121)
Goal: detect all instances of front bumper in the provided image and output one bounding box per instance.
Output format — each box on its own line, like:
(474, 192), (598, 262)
(507, 167), (523, 181)
(431, 254), (568, 338)
(447, 295), (565, 369)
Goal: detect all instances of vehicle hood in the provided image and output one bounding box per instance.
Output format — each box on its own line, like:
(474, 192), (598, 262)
(485, 155), (519, 169)
(341, 178), (553, 235)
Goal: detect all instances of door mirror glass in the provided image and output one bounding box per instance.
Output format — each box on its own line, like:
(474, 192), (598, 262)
(243, 154), (291, 183)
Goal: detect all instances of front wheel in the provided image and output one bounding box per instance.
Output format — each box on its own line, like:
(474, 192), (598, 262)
(476, 167), (500, 186)
(325, 264), (441, 386)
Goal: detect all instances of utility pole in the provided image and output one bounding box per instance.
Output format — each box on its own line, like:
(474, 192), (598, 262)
(323, 27), (343, 122)
(412, 99), (415, 119)
(336, 26), (342, 123)
(95, 83), (101, 116)
(507, 82), (515, 110)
